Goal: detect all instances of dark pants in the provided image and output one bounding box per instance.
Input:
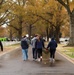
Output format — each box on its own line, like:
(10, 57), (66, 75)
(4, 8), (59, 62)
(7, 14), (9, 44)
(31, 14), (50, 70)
(0, 46), (3, 51)
(50, 49), (56, 59)
(0, 43), (3, 51)
(37, 48), (42, 58)
(32, 48), (37, 59)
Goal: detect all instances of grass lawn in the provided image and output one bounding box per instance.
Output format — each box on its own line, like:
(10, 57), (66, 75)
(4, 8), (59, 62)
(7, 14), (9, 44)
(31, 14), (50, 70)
(57, 44), (74, 58)
(62, 46), (74, 58)
(67, 54), (74, 58)
(66, 48), (74, 58)
(69, 48), (74, 52)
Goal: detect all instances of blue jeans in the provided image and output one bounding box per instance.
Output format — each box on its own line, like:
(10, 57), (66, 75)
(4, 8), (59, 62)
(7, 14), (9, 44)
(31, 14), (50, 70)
(22, 49), (28, 60)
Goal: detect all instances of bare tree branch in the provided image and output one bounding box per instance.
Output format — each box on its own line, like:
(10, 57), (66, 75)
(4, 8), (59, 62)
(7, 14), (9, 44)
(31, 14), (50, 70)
(0, 2), (14, 26)
(57, 0), (71, 14)
(33, 14), (55, 27)
(0, 0), (4, 5)
(7, 23), (19, 31)
(0, 18), (15, 26)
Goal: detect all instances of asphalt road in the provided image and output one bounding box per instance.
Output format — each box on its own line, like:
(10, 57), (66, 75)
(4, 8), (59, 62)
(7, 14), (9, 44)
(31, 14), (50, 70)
(0, 46), (74, 75)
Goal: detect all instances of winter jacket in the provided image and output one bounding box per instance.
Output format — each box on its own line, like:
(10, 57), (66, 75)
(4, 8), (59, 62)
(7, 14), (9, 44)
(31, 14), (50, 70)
(21, 38), (29, 49)
(35, 39), (44, 49)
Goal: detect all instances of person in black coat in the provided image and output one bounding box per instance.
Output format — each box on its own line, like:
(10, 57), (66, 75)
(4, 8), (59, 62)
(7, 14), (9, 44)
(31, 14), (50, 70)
(0, 41), (3, 51)
(47, 37), (57, 63)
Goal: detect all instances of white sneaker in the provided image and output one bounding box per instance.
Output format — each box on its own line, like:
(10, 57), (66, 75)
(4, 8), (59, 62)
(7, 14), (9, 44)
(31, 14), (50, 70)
(38, 58), (40, 62)
(53, 59), (55, 63)
(50, 58), (53, 62)
(40, 56), (42, 59)
(40, 56), (42, 61)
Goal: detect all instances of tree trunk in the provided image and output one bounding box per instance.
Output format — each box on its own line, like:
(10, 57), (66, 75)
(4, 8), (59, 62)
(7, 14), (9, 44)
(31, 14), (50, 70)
(18, 29), (22, 41)
(46, 26), (49, 41)
(55, 31), (60, 43)
(55, 26), (60, 43)
(28, 25), (32, 41)
(9, 29), (13, 41)
(69, 11), (74, 45)
(18, 21), (22, 41)
(49, 26), (54, 38)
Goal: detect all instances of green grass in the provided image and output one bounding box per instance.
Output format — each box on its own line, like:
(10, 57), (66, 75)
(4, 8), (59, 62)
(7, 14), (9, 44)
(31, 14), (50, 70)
(64, 48), (74, 58)
(57, 44), (74, 58)
(68, 48), (74, 52)
(67, 54), (74, 58)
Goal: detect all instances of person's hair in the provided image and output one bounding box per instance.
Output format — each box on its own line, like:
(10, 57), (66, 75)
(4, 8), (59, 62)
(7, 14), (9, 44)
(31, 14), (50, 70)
(23, 36), (26, 38)
(34, 34), (38, 37)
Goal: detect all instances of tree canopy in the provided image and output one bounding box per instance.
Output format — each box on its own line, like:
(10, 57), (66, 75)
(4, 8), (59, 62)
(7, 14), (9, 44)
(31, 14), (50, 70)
(0, 0), (73, 42)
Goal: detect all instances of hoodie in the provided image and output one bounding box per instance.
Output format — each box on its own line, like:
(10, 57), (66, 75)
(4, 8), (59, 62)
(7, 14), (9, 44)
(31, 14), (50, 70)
(47, 38), (57, 49)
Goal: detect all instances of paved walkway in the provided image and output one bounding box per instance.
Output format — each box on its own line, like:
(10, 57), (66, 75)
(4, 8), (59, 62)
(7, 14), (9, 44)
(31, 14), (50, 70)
(0, 44), (20, 56)
(0, 45), (74, 75)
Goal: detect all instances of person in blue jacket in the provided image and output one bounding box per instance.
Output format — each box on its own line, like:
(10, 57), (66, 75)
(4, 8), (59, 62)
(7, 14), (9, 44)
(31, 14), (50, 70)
(47, 37), (57, 63)
(35, 35), (44, 62)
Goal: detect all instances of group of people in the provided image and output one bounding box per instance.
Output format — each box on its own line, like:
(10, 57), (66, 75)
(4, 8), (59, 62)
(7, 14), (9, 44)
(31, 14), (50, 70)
(21, 35), (57, 63)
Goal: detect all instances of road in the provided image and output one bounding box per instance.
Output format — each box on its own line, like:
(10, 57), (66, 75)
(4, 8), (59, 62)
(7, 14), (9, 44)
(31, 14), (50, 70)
(0, 46), (74, 75)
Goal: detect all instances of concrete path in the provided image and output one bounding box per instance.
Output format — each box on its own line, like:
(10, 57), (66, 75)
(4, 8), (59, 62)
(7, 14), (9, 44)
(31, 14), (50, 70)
(0, 46), (74, 75)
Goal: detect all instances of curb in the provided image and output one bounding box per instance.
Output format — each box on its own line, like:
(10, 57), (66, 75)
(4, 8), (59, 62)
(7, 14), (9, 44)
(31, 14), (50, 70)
(57, 51), (74, 64)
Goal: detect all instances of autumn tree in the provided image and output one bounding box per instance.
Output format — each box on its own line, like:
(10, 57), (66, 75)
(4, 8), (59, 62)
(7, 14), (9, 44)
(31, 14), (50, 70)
(24, 0), (45, 40)
(0, 0), (13, 26)
(25, 0), (52, 41)
(28, 0), (68, 42)
(51, 2), (69, 42)
(0, 0), (70, 42)
(6, 0), (27, 40)
(57, 0), (74, 45)
(0, 27), (8, 37)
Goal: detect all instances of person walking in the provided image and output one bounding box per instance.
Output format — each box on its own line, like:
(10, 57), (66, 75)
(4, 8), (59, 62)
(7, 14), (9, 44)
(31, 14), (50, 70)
(35, 35), (44, 62)
(0, 41), (3, 51)
(21, 36), (29, 61)
(47, 37), (57, 63)
(31, 35), (37, 60)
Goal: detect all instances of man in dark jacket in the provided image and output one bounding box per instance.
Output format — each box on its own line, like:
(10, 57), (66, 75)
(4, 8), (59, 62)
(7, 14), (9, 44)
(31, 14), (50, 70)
(0, 41), (3, 51)
(21, 36), (29, 61)
(47, 37), (57, 63)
